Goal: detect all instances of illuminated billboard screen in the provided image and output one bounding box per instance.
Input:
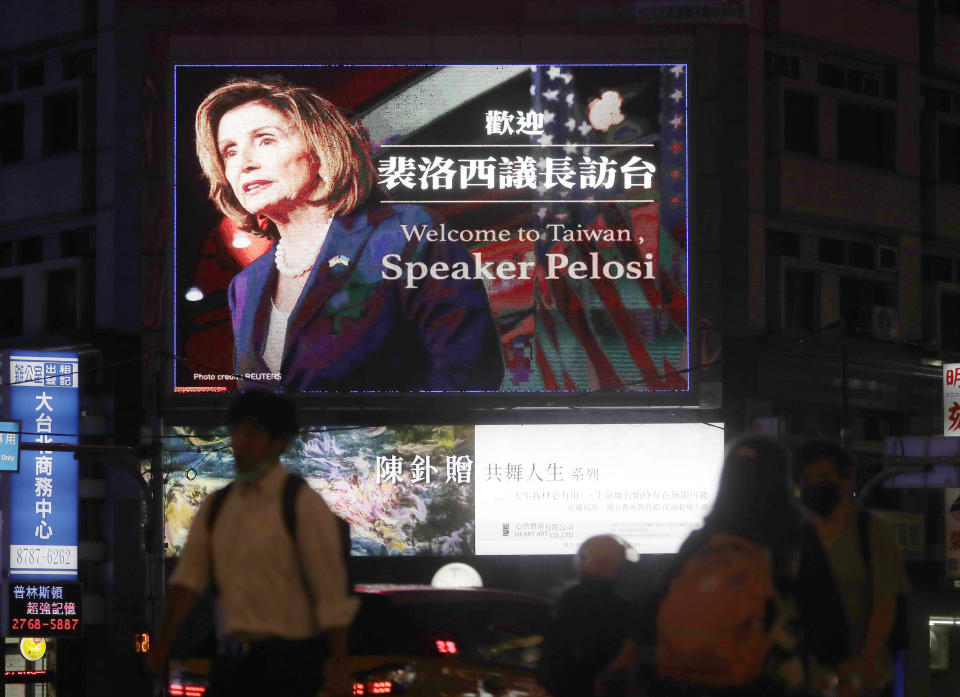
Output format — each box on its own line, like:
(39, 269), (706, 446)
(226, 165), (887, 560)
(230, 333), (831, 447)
(173, 64), (691, 395)
(162, 422), (722, 557)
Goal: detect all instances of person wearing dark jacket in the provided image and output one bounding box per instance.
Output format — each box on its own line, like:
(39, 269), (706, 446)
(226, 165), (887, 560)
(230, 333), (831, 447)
(538, 535), (634, 697)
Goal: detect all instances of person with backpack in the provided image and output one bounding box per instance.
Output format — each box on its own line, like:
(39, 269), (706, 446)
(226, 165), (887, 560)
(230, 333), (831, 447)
(146, 390), (357, 696)
(793, 440), (909, 697)
(602, 435), (847, 697)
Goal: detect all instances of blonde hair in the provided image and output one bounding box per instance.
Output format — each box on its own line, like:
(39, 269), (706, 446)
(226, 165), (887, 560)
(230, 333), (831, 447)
(194, 77), (375, 239)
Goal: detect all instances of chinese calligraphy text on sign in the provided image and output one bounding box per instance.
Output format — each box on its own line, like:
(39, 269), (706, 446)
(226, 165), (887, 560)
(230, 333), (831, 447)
(3, 351), (79, 579)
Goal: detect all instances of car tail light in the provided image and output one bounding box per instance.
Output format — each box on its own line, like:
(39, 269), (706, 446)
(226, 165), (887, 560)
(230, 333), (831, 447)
(353, 664), (416, 695)
(170, 686), (184, 697)
(352, 680), (394, 695)
(169, 683), (205, 697)
(435, 640), (458, 655)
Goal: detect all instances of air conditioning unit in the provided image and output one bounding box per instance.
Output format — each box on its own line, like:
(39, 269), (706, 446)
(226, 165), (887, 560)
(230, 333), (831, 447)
(870, 305), (900, 340)
(876, 245), (898, 272)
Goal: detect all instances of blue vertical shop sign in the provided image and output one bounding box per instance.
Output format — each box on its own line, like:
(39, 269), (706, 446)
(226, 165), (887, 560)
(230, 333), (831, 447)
(3, 351), (79, 579)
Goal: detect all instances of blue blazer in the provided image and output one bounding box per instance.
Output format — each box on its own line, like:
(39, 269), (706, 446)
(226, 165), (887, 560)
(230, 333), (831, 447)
(227, 203), (504, 392)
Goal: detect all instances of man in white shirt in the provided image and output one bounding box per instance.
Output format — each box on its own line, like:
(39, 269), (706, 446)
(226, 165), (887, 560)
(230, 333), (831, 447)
(147, 390), (357, 696)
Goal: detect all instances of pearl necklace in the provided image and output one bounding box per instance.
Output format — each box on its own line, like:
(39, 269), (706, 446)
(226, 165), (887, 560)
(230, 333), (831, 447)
(274, 219), (332, 278)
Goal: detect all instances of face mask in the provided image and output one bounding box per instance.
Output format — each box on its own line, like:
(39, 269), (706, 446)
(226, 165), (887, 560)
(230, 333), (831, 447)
(234, 459), (274, 485)
(800, 482), (842, 517)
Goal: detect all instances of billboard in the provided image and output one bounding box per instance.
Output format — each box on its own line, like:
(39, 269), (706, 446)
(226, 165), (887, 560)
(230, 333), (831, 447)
(7, 581), (82, 637)
(173, 64), (691, 396)
(162, 422), (723, 557)
(3, 351), (79, 579)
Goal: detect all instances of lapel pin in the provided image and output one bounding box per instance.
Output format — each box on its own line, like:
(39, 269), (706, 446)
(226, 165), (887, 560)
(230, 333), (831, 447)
(329, 254), (350, 268)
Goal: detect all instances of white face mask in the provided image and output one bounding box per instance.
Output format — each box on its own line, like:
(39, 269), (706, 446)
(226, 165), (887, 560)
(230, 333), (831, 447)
(234, 458), (274, 485)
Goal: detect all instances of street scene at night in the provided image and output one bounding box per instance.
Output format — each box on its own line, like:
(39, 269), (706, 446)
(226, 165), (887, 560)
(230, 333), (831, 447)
(1, 1), (960, 695)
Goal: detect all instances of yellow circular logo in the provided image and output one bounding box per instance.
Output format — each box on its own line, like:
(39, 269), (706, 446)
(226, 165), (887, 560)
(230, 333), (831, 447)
(20, 637), (46, 661)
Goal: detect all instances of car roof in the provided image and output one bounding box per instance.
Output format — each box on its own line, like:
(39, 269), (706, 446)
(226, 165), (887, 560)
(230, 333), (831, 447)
(353, 583), (551, 606)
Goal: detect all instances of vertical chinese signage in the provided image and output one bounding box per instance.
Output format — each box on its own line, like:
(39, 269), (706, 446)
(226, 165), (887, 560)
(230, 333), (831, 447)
(944, 363), (960, 436)
(946, 488), (960, 579)
(3, 351), (79, 579)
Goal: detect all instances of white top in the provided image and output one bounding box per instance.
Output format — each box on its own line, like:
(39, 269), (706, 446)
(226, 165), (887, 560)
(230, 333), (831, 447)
(262, 302), (291, 374)
(168, 465), (359, 639)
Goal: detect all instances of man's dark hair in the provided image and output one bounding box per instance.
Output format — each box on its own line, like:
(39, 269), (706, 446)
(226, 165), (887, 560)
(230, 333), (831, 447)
(792, 439), (854, 481)
(227, 390), (298, 441)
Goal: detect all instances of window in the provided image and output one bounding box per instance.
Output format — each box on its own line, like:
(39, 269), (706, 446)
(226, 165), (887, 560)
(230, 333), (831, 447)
(923, 254), (954, 284)
(18, 61), (44, 89)
(840, 277), (893, 336)
(941, 292), (960, 351)
(819, 238), (845, 265)
(0, 102), (24, 164)
(942, 0), (960, 18)
(848, 242), (874, 270)
(941, 123), (960, 183)
(0, 277), (23, 338)
(43, 92), (79, 156)
(60, 228), (93, 258)
(818, 63), (845, 89)
(837, 102), (895, 169)
(784, 267), (817, 333)
(61, 51), (95, 80)
(926, 87), (952, 114)
(17, 237), (42, 265)
(765, 52), (799, 80)
(45, 267), (78, 331)
(783, 90), (819, 155)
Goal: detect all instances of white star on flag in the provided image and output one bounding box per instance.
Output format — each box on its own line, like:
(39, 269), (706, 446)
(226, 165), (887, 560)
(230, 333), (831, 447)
(565, 117), (576, 131)
(530, 84), (536, 96)
(538, 133), (554, 146)
(565, 92), (575, 106)
(577, 121), (592, 136)
(564, 144), (577, 154)
(561, 72), (573, 84)
(670, 114), (683, 128)
(547, 66), (562, 80)
(537, 206), (548, 220)
(671, 65), (685, 77)
(544, 89), (560, 101)
(670, 89), (683, 103)
(543, 110), (555, 124)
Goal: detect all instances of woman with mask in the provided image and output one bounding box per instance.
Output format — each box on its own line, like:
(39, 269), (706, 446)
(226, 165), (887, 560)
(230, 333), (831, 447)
(794, 440), (909, 697)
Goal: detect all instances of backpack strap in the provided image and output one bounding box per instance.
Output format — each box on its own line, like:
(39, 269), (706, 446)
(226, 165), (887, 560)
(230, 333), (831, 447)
(206, 483), (234, 595)
(856, 510), (874, 622)
(283, 472), (306, 542)
(282, 473), (321, 634)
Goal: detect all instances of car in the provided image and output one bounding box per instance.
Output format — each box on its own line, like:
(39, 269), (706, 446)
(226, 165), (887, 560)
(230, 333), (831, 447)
(168, 584), (553, 697)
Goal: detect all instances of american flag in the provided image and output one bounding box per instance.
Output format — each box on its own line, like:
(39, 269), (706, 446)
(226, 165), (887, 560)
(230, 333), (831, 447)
(518, 64), (689, 392)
